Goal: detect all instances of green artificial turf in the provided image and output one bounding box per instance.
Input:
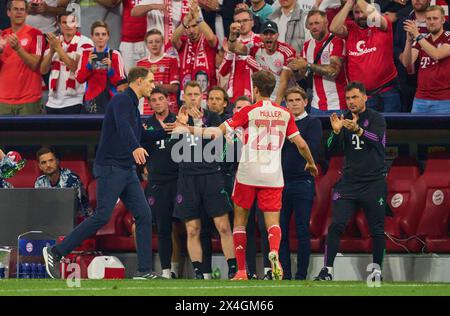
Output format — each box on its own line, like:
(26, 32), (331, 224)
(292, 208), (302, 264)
(0, 279), (449, 296)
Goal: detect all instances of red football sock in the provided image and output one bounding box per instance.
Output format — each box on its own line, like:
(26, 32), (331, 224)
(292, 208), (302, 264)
(268, 225), (282, 253)
(233, 227), (247, 271)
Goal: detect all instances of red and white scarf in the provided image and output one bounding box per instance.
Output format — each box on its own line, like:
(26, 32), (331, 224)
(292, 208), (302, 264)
(49, 32), (81, 96)
(180, 34), (210, 90)
(164, 0), (190, 46)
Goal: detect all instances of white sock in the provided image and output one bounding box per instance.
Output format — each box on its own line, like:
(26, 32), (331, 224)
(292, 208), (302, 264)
(171, 262), (179, 277)
(326, 266), (333, 274)
(264, 267), (272, 274)
(203, 273), (212, 280)
(162, 269), (171, 279)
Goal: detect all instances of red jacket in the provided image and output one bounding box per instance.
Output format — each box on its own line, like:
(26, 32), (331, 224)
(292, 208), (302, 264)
(76, 48), (127, 101)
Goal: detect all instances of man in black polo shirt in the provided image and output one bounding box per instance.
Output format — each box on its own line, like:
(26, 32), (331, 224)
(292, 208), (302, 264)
(315, 81), (387, 282)
(43, 67), (171, 280)
(142, 87), (180, 279)
(172, 81), (237, 279)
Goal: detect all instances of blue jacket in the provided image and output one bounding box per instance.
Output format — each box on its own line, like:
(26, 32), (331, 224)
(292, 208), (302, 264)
(95, 87), (167, 169)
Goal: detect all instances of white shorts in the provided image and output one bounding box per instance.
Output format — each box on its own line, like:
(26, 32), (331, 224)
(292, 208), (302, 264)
(119, 41), (147, 74)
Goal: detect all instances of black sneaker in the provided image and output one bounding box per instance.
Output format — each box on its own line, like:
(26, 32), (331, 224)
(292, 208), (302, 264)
(194, 268), (204, 279)
(314, 267), (333, 281)
(171, 272), (178, 279)
(247, 273), (258, 280)
(195, 273), (204, 279)
(133, 271), (164, 280)
(262, 270), (273, 280)
(42, 246), (61, 279)
(228, 270), (237, 280)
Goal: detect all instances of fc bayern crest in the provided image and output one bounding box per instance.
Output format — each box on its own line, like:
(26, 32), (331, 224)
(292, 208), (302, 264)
(20, 38), (29, 46)
(322, 51), (330, 64)
(274, 59), (282, 68)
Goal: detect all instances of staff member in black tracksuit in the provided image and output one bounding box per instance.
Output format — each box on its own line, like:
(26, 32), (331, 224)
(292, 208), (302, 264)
(43, 67), (171, 280)
(172, 81), (237, 280)
(142, 87), (180, 279)
(315, 81), (387, 282)
(280, 87), (322, 280)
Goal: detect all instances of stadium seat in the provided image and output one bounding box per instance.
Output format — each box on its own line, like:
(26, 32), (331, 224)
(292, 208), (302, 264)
(357, 157), (421, 252)
(88, 180), (97, 209)
(60, 160), (92, 188)
(413, 158), (450, 253)
(95, 200), (137, 252)
(8, 159), (40, 188)
(313, 155), (371, 252)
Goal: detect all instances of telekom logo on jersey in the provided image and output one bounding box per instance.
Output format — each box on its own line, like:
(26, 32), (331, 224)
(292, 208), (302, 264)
(169, 125), (286, 174)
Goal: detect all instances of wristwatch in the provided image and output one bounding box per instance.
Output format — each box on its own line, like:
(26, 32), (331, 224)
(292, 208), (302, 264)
(415, 34), (425, 42)
(306, 63), (312, 73)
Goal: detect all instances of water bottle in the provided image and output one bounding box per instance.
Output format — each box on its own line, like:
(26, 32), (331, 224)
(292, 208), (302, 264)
(38, 263), (46, 278)
(212, 267), (222, 279)
(23, 263), (31, 279)
(30, 263), (37, 279)
(18, 263), (24, 278)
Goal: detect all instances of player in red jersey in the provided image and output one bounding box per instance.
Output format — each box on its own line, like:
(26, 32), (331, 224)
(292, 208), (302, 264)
(401, 5), (450, 113)
(175, 70), (318, 280)
(137, 29), (180, 114)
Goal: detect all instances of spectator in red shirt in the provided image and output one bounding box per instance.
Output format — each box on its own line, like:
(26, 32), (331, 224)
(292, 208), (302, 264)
(118, 0), (148, 73)
(0, 0), (44, 115)
(401, 5), (450, 113)
(172, 0), (218, 103)
(229, 20), (297, 104)
(75, 21), (127, 114)
(330, 0), (402, 112)
(219, 8), (262, 103)
(137, 28), (180, 114)
(394, 0), (434, 112)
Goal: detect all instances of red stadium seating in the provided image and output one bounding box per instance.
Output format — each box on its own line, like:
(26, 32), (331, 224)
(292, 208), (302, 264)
(60, 160), (92, 188)
(8, 159), (40, 188)
(413, 158), (450, 253)
(357, 157), (421, 252)
(94, 200), (137, 252)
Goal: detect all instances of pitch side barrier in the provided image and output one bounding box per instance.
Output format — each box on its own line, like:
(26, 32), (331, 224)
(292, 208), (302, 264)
(1, 113), (450, 131)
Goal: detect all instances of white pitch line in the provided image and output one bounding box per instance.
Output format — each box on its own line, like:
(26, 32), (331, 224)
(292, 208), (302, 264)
(0, 283), (449, 293)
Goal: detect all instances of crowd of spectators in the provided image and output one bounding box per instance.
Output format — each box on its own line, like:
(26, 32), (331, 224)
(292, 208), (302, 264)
(0, 0), (449, 115)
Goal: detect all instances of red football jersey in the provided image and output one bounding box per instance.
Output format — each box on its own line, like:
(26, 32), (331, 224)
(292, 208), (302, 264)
(121, 0), (147, 43)
(345, 19), (398, 91)
(414, 31), (450, 100)
(0, 25), (45, 104)
(137, 54), (180, 114)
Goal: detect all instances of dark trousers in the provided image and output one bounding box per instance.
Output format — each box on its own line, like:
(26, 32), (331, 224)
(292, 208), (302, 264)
(55, 164), (153, 272)
(279, 179), (315, 280)
(325, 178), (386, 268)
(145, 180), (177, 270)
(45, 104), (82, 114)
